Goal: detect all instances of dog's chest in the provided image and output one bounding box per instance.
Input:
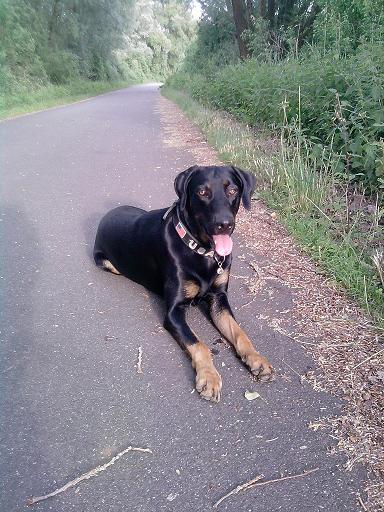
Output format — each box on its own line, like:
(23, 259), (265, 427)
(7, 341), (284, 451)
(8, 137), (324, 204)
(183, 254), (231, 298)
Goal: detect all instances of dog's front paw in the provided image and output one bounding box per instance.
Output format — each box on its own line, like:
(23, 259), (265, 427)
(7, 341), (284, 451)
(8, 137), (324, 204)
(243, 352), (274, 382)
(195, 367), (222, 402)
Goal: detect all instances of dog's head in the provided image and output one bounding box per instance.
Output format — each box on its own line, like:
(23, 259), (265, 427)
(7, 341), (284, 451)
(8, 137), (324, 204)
(174, 165), (256, 256)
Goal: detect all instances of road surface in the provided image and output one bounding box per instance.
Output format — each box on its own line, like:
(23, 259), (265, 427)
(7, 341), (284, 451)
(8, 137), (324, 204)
(0, 84), (364, 511)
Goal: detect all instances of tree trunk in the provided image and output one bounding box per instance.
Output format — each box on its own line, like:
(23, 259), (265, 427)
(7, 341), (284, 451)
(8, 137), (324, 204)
(231, 0), (249, 59)
(267, 0), (275, 26)
(246, 0), (254, 24)
(259, 0), (266, 18)
(48, 0), (61, 48)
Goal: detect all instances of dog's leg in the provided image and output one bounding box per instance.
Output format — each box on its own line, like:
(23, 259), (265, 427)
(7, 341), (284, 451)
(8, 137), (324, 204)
(164, 302), (222, 402)
(208, 292), (273, 381)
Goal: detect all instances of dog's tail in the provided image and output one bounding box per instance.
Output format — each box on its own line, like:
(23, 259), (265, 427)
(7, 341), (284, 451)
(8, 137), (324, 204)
(93, 249), (105, 267)
(94, 250), (121, 275)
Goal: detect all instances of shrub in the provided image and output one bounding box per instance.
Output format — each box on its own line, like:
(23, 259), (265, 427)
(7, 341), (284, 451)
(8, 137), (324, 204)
(43, 50), (80, 84)
(169, 43), (384, 191)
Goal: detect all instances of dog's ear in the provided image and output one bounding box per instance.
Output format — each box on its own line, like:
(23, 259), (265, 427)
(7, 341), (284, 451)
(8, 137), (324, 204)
(231, 166), (256, 210)
(174, 166), (199, 211)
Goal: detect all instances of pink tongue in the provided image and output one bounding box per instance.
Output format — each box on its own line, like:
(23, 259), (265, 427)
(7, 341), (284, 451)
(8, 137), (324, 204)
(213, 235), (233, 256)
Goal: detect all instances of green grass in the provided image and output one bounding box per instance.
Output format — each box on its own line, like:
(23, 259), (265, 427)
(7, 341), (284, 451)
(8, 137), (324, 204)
(162, 86), (384, 327)
(0, 79), (137, 120)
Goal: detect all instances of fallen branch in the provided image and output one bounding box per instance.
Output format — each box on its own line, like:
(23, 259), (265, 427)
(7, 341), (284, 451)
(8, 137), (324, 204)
(213, 474), (264, 509)
(136, 346), (143, 373)
(213, 467), (319, 509)
(27, 446), (152, 506)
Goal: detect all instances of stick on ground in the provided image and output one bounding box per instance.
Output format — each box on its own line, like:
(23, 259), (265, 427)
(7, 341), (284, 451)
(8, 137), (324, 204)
(27, 446), (152, 506)
(213, 467), (320, 509)
(136, 346), (143, 373)
(351, 346), (383, 370)
(213, 474), (264, 509)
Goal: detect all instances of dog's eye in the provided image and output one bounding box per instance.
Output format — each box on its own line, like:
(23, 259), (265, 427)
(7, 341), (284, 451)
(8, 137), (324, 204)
(197, 189), (207, 197)
(227, 187), (238, 196)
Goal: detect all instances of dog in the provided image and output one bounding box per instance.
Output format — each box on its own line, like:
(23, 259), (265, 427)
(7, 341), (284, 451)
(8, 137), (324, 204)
(94, 165), (273, 402)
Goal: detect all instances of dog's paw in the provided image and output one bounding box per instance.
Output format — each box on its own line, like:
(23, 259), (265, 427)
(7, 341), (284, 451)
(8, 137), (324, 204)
(243, 352), (274, 382)
(195, 367), (222, 402)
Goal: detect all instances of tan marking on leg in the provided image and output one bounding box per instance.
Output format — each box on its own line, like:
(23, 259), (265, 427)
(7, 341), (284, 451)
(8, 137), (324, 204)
(212, 310), (273, 381)
(213, 269), (229, 288)
(184, 280), (200, 299)
(102, 260), (121, 275)
(187, 341), (222, 402)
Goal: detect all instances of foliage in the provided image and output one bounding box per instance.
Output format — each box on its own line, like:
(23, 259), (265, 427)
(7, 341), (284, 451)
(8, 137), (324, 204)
(313, 0), (384, 55)
(0, 0), (132, 92)
(0, 0), (196, 106)
(119, 0), (196, 80)
(183, 9), (238, 75)
(0, 0), (49, 91)
(169, 0), (384, 191)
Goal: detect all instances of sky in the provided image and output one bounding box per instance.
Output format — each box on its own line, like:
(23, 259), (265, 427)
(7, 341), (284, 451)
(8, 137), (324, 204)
(191, 0), (202, 20)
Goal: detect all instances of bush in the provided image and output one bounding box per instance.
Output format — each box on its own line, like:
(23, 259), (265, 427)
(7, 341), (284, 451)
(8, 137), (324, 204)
(43, 50), (80, 84)
(169, 43), (384, 191)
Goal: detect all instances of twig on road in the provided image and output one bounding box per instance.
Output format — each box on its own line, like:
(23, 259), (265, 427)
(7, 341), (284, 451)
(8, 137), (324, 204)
(136, 346), (143, 373)
(279, 358), (304, 384)
(27, 446), (152, 506)
(212, 467), (320, 509)
(239, 296), (257, 309)
(357, 495), (368, 511)
(213, 474), (264, 509)
(230, 274), (248, 280)
(351, 345), (383, 370)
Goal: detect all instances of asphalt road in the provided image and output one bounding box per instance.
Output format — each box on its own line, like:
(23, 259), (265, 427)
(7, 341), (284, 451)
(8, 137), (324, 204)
(1, 84), (365, 511)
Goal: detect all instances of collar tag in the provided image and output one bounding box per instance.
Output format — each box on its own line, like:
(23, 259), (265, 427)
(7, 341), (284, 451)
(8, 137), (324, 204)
(175, 222), (187, 239)
(214, 254), (226, 274)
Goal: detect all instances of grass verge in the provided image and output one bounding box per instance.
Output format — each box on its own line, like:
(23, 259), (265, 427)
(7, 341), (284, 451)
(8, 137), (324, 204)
(0, 79), (137, 120)
(161, 86), (383, 328)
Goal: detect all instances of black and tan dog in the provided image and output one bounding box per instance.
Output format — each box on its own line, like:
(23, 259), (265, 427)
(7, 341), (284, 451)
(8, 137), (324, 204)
(94, 165), (273, 402)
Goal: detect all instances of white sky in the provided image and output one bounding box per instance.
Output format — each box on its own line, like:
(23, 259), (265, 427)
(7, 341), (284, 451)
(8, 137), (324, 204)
(191, 0), (202, 20)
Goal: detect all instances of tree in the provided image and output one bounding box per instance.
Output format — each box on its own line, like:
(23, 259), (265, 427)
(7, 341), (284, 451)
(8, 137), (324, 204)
(0, 0), (194, 90)
(119, 0), (196, 79)
(231, 0), (249, 58)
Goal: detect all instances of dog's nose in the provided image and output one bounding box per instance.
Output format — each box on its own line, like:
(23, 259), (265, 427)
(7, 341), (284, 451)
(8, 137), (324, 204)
(215, 220), (233, 233)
